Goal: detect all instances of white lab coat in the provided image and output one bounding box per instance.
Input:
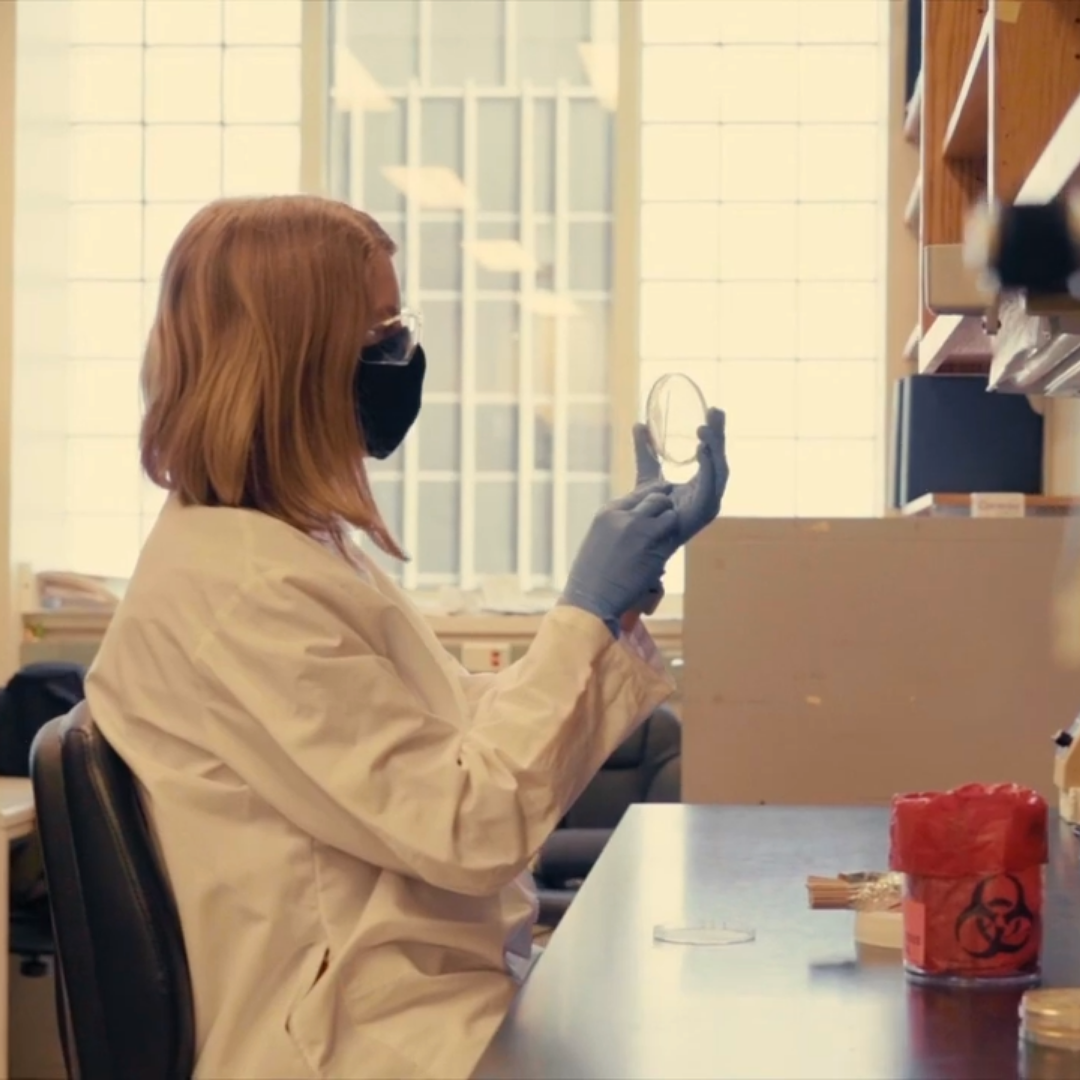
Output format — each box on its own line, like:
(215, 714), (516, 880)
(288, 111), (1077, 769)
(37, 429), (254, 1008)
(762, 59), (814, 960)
(86, 497), (673, 1079)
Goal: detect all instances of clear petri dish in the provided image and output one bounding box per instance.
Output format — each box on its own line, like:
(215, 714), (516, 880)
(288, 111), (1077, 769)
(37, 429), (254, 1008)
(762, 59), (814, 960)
(653, 922), (756, 946)
(645, 373), (708, 467)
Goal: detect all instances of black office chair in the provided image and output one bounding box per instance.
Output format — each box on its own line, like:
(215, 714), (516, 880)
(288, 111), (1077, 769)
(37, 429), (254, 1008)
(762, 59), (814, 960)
(1, 661), (89, 979)
(533, 706), (682, 926)
(29, 702), (195, 1080)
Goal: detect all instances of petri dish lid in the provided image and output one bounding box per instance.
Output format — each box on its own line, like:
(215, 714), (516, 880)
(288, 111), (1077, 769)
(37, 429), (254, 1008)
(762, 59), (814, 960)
(653, 922), (755, 946)
(645, 373), (708, 467)
(1020, 989), (1080, 1050)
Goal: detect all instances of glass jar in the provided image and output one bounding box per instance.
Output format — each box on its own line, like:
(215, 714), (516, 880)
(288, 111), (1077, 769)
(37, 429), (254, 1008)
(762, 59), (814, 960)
(1020, 989), (1080, 1080)
(901, 868), (1042, 988)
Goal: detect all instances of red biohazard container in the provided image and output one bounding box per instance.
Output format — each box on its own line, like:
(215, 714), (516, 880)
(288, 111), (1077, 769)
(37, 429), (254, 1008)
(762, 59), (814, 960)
(889, 783), (1048, 986)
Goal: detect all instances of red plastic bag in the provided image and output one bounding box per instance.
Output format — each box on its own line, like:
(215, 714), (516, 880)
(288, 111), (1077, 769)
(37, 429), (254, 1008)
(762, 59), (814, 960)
(889, 783), (1048, 980)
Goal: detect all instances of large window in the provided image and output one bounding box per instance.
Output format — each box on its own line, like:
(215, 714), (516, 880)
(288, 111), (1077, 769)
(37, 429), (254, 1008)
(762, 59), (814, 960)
(329, 0), (620, 592)
(13, 0), (303, 579)
(13, 0), (889, 592)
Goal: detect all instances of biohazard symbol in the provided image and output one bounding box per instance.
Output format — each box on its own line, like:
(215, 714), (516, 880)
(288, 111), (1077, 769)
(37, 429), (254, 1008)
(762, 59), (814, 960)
(954, 874), (1035, 959)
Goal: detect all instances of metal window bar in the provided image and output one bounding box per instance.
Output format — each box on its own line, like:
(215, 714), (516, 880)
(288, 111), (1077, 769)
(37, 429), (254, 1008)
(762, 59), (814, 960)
(402, 79), (423, 587)
(417, 0), (433, 87)
(372, 210), (615, 225)
(326, 2), (350, 200)
(551, 82), (571, 586)
(300, 0), (329, 195)
(610, 0), (642, 494)
(338, 2), (623, 590)
(358, 469), (608, 484)
(503, 0), (519, 87)
(347, 108), (366, 225)
(515, 83), (536, 592)
(459, 80), (479, 590)
(363, 86), (603, 101)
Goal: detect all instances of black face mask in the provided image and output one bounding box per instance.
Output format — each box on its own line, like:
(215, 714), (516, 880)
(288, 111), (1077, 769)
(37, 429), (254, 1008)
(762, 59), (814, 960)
(354, 330), (426, 459)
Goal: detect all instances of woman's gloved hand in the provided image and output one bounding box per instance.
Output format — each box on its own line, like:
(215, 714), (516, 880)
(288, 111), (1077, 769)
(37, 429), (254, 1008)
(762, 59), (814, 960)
(561, 485), (679, 637)
(633, 406), (729, 545)
(620, 581), (665, 636)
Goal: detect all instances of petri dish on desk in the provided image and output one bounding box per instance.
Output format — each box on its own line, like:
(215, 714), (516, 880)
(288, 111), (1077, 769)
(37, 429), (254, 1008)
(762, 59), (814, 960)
(653, 922), (756, 946)
(645, 373), (708, 467)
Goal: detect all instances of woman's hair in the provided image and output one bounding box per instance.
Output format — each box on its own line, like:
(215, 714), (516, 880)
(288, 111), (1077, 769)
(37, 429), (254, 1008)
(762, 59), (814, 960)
(140, 195), (404, 558)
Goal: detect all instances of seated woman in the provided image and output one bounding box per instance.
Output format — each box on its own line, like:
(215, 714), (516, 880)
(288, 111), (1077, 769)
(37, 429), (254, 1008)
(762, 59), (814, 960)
(86, 196), (728, 1080)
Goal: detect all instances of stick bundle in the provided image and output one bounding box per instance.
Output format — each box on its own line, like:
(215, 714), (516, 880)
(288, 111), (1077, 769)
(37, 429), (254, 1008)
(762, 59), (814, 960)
(806, 872), (902, 912)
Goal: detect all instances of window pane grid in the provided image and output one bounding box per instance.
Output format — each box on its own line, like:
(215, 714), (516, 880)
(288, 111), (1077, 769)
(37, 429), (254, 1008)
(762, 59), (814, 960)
(639, 0), (886, 532)
(337, 0), (617, 590)
(18, 0), (889, 585)
(13, 0), (303, 577)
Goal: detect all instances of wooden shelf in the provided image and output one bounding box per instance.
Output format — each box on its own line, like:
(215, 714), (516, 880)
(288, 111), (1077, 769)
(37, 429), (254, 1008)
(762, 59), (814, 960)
(904, 73), (922, 146)
(902, 2), (1080, 384)
(902, 323), (920, 365)
(918, 314), (992, 375)
(993, 0), (1080, 204)
(942, 12), (989, 162)
(982, 43), (1080, 395)
(1017, 85), (1080, 204)
(903, 175), (921, 234)
(903, 493), (1080, 518)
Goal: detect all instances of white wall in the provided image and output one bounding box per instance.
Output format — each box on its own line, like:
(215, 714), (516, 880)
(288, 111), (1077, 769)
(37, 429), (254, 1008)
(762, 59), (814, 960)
(14, 0), (304, 583)
(12, 0), (71, 597)
(0, 1), (62, 678)
(0, 0), (17, 680)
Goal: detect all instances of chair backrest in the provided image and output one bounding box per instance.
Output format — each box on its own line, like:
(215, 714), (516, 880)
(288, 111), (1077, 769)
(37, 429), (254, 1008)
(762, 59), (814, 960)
(562, 707), (682, 829)
(29, 702), (195, 1080)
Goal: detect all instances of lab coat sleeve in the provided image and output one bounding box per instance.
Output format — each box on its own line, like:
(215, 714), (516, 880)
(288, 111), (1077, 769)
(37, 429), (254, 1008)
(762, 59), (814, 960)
(455, 618), (668, 712)
(194, 573), (674, 897)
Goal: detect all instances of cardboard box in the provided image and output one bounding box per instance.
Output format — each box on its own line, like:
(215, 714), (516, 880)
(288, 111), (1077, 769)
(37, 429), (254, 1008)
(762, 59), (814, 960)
(683, 517), (1080, 805)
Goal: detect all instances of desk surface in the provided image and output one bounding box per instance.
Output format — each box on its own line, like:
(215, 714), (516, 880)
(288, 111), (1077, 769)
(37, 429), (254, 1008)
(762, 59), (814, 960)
(477, 805), (1080, 1080)
(0, 779), (33, 832)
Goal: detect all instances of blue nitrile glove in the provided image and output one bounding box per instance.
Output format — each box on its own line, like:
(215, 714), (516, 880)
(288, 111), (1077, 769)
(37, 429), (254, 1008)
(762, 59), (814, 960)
(561, 484), (680, 637)
(633, 406), (729, 545)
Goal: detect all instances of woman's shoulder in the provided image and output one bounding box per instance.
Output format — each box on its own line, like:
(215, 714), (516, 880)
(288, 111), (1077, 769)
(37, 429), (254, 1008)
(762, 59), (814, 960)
(126, 500), (384, 631)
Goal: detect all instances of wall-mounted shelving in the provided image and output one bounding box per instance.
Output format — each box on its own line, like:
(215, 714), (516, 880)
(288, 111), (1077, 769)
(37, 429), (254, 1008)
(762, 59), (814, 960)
(941, 12), (989, 162)
(989, 82), (1080, 394)
(919, 312), (993, 374)
(902, 0), (1080, 385)
(904, 72), (922, 146)
(902, 324), (920, 366)
(904, 175), (921, 235)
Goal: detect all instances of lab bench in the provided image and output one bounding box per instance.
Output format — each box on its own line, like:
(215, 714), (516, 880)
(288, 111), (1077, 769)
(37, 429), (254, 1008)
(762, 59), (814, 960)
(477, 803), (1080, 1079)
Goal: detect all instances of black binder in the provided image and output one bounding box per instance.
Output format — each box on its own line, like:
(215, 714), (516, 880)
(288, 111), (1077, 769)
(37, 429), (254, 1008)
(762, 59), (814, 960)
(892, 375), (1044, 509)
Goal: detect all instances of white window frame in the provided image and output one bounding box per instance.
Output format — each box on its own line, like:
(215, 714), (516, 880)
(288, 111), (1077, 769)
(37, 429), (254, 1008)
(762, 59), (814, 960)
(309, 0), (897, 577)
(319, 0), (642, 593)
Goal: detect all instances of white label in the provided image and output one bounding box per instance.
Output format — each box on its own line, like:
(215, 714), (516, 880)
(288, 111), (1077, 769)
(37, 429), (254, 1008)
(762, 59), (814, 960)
(970, 492), (1026, 518)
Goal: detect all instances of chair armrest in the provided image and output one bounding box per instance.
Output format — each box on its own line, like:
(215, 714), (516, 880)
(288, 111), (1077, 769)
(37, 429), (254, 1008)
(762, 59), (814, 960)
(536, 889), (575, 929)
(534, 828), (612, 887)
(645, 755), (681, 803)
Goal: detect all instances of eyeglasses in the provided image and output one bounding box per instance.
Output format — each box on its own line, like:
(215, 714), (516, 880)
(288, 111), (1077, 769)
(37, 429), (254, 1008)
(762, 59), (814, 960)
(361, 308), (422, 366)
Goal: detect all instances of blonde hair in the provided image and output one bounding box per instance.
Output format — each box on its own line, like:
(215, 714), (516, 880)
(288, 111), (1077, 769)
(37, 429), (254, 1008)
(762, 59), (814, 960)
(140, 195), (404, 558)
